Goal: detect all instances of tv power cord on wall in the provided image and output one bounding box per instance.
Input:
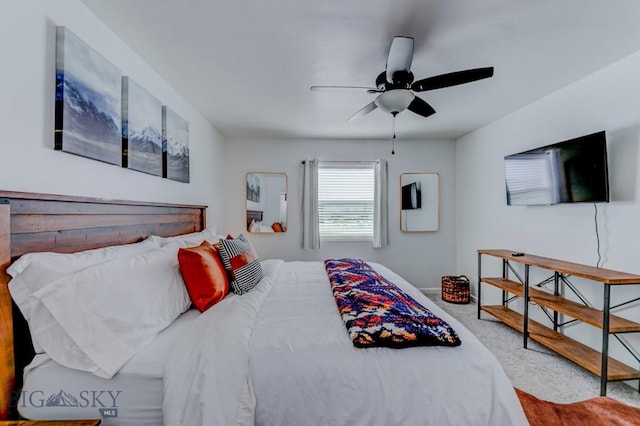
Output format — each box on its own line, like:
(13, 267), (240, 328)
(594, 203), (602, 268)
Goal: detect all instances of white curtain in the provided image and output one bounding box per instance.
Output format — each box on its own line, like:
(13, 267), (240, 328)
(301, 158), (320, 249)
(373, 159), (389, 248)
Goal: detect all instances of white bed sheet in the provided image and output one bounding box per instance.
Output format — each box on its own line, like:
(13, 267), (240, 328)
(250, 261), (527, 426)
(163, 260), (529, 426)
(18, 309), (201, 425)
(20, 259), (528, 425)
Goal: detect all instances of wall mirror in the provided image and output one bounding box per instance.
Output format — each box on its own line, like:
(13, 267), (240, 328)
(400, 173), (439, 232)
(246, 172), (287, 233)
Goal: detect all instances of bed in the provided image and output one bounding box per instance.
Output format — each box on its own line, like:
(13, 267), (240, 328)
(246, 210), (263, 230)
(0, 191), (528, 425)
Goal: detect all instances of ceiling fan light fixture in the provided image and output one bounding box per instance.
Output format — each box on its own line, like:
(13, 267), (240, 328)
(374, 89), (415, 115)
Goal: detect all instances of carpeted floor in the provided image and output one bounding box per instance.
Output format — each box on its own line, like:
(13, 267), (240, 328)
(428, 295), (640, 407)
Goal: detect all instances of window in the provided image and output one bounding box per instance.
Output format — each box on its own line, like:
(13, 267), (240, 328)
(505, 152), (557, 205)
(318, 162), (375, 241)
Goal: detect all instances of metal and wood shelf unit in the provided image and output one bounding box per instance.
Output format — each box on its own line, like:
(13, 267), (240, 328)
(477, 249), (640, 396)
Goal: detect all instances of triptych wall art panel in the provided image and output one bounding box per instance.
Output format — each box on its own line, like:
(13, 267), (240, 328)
(54, 26), (122, 166)
(54, 26), (190, 183)
(122, 77), (163, 176)
(163, 106), (190, 183)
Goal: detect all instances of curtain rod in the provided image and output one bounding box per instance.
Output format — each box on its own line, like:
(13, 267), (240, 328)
(301, 160), (380, 164)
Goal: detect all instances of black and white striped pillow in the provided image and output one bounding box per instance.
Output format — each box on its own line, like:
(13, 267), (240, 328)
(217, 234), (263, 295)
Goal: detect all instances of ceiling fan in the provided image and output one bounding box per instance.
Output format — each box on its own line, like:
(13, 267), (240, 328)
(310, 36), (494, 122)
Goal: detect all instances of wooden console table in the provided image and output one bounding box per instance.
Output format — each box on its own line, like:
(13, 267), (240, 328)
(477, 249), (640, 396)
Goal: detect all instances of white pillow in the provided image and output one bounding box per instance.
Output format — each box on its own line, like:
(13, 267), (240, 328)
(249, 220), (260, 233)
(153, 227), (220, 247)
(259, 223), (274, 232)
(29, 243), (191, 379)
(8, 237), (161, 325)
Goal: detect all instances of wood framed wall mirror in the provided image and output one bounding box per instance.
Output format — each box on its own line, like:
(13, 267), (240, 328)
(400, 173), (439, 232)
(246, 172), (287, 233)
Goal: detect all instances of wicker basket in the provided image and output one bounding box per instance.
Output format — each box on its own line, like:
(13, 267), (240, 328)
(441, 275), (470, 304)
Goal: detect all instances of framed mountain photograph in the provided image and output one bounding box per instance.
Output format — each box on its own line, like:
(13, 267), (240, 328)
(162, 106), (190, 183)
(54, 26), (122, 165)
(122, 77), (162, 176)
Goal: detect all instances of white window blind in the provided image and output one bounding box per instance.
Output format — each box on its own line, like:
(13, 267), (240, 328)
(318, 162), (375, 241)
(505, 152), (557, 204)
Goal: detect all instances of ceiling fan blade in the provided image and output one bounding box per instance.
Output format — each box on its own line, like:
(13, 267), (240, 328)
(407, 96), (436, 118)
(310, 85), (380, 92)
(411, 67), (494, 92)
(347, 102), (378, 122)
(386, 36), (414, 83)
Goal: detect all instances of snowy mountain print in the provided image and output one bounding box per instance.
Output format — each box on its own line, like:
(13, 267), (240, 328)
(130, 125), (162, 153)
(162, 106), (190, 183)
(55, 26), (122, 166)
(122, 77), (163, 176)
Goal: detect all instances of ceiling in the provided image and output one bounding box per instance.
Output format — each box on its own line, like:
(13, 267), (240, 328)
(80, 0), (640, 141)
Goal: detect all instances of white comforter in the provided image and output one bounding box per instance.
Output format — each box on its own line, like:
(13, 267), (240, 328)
(163, 260), (528, 426)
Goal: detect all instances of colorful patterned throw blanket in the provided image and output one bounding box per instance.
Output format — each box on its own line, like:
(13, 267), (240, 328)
(324, 258), (461, 348)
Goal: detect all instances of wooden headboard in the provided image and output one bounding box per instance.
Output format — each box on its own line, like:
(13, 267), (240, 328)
(0, 190), (207, 419)
(247, 209), (263, 231)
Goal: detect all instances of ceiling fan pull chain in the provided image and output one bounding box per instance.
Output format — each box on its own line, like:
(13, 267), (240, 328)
(391, 113), (397, 155)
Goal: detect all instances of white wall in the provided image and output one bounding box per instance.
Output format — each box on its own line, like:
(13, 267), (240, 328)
(456, 49), (640, 371)
(0, 0), (226, 226)
(224, 137), (456, 289)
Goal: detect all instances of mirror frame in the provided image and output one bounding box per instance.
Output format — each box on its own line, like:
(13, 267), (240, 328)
(399, 172), (439, 232)
(246, 172), (288, 233)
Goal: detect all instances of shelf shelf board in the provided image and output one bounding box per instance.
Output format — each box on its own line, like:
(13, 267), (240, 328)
(528, 287), (640, 333)
(480, 305), (640, 381)
(481, 305), (525, 332)
(481, 277), (524, 297)
(480, 277), (640, 333)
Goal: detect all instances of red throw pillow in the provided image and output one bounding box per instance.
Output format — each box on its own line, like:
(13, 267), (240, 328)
(178, 241), (230, 312)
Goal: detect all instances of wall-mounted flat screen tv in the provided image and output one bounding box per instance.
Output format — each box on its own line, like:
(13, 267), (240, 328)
(401, 182), (422, 210)
(504, 131), (609, 206)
